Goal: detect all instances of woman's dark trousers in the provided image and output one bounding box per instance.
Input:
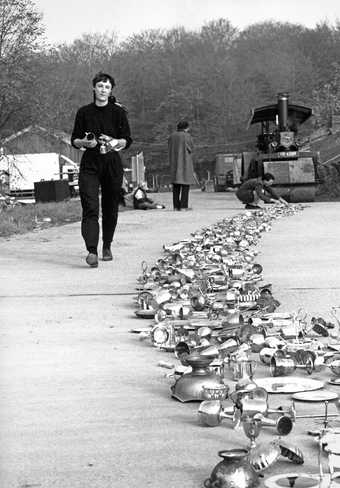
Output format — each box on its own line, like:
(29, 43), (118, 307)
(172, 183), (190, 210)
(79, 159), (122, 254)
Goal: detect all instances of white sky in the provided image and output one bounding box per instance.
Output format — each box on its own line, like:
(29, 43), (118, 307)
(35, 0), (340, 45)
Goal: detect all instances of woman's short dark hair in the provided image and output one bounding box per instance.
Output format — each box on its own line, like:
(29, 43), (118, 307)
(92, 72), (115, 88)
(177, 120), (189, 131)
(262, 172), (275, 181)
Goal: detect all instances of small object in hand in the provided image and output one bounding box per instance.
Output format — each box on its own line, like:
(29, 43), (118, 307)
(158, 360), (175, 369)
(85, 132), (95, 140)
(100, 142), (107, 154)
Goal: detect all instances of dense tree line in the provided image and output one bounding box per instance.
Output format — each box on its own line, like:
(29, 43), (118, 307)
(1, 0), (340, 171)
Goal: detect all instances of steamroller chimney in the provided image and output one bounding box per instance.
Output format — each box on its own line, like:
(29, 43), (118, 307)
(277, 92), (289, 131)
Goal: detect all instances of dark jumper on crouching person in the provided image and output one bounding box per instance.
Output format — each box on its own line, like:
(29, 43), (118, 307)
(236, 173), (288, 210)
(71, 72), (132, 268)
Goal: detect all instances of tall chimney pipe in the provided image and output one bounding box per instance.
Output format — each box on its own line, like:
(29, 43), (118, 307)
(277, 92), (289, 131)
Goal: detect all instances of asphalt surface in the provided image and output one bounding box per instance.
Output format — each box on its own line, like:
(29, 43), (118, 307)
(0, 190), (339, 488)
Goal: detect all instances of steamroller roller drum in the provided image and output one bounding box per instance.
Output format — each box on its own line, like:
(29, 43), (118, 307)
(286, 186), (316, 203)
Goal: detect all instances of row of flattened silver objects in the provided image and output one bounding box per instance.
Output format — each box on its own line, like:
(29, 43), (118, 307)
(132, 205), (340, 488)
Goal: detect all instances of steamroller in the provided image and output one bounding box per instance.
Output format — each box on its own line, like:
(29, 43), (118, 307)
(241, 93), (319, 202)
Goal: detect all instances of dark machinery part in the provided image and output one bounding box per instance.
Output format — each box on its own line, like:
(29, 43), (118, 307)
(213, 153), (240, 192)
(242, 93), (318, 202)
(278, 93), (289, 131)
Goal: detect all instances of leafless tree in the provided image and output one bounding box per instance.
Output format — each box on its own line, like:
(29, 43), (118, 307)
(0, 0), (44, 133)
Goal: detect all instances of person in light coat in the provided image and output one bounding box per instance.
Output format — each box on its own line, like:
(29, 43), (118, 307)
(168, 120), (195, 211)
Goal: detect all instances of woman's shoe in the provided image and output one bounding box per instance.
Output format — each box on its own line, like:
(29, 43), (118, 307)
(102, 248), (113, 261)
(86, 253), (98, 267)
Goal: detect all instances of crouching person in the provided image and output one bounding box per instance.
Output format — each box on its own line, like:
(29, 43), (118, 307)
(236, 173), (288, 209)
(133, 182), (165, 210)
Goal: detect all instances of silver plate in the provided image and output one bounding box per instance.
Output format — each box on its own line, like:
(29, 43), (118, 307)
(328, 377), (340, 386)
(255, 376), (324, 394)
(265, 472), (320, 488)
(292, 390), (338, 402)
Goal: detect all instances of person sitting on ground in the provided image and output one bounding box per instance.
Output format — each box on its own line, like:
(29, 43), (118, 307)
(133, 182), (165, 210)
(236, 173), (288, 209)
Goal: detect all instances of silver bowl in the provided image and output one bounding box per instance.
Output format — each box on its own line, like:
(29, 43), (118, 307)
(202, 384), (229, 401)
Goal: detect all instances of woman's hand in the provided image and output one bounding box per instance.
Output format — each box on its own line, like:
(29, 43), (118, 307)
(98, 134), (112, 143)
(114, 139), (127, 151)
(74, 137), (97, 149)
(97, 135), (127, 151)
(82, 137), (97, 148)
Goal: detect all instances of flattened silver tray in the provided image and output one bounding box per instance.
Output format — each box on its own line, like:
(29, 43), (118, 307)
(265, 472), (320, 488)
(328, 377), (340, 386)
(255, 376), (324, 394)
(292, 390), (338, 402)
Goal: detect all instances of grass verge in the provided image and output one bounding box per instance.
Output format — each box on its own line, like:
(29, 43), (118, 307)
(0, 199), (82, 238)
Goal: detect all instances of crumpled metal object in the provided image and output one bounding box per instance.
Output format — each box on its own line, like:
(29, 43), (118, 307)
(249, 439), (303, 472)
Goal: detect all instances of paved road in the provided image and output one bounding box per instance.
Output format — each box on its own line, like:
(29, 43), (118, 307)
(0, 191), (339, 488)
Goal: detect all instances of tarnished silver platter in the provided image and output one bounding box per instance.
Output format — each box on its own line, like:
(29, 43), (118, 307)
(255, 376), (324, 394)
(292, 390), (338, 402)
(265, 472), (319, 488)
